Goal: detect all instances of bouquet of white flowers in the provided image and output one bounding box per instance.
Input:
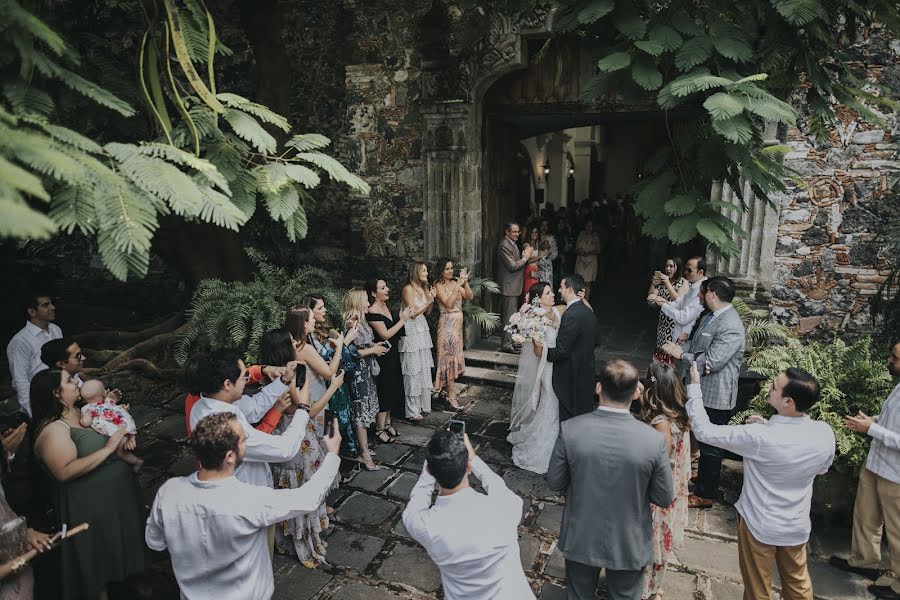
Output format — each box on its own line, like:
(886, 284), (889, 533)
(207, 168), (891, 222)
(504, 295), (553, 346)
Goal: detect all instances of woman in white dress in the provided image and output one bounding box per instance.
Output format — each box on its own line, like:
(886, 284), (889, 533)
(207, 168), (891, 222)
(400, 262), (436, 421)
(507, 281), (567, 474)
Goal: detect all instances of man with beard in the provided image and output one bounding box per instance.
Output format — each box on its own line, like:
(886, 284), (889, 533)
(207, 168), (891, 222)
(145, 412), (341, 600)
(830, 339), (900, 600)
(7, 292), (61, 416)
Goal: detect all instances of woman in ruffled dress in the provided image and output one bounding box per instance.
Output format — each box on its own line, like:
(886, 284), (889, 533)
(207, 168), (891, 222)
(433, 258), (473, 410)
(638, 361), (691, 600)
(400, 262), (436, 421)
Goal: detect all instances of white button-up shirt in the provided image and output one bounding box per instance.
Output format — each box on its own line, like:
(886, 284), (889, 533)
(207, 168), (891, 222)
(402, 457), (534, 600)
(867, 382), (900, 484)
(145, 453), (340, 600)
(661, 277), (707, 342)
(6, 321), (62, 415)
(686, 383), (835, 546)
(189, 379), (307, 488)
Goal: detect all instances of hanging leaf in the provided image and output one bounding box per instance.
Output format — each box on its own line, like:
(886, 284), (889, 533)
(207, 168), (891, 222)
(669, 13), (704, 36)
(771, 0), (826, 25)
(631, 55), (662, 90)
(664, 194), (698, 216)
(222, 108), (277, 154)
(710, 23), (753, 62)
(712, 114), (755, 144)
(613, 6), (646, 40)
(703, 92), (745, 120)
(597, 52), (632, 72)
(577, 0), (615, 24)
(634, 170), (676, 216)
(668, 213), (701, 244)
(675, 35), (713, 71)
(648, 25), (683, 51)
(634, 39), (664, 56)
(696, 218), (732, 245)
(263, 185), (299, 222)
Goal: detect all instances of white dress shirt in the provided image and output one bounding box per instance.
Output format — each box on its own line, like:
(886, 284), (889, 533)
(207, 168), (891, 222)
(686, 384), (834, 546)
(403, 457), (534, 600)
(188, 379), (307, 487)
(146, 453), (340, 600)
(866, 382), (900, 484)
(661, 277), (706, 342)
(6, 321), (62, 415)
(566, 297), (581, 307)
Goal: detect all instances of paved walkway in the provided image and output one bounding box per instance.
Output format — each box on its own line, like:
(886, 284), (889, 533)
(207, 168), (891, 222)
(253, 383), (871, 600)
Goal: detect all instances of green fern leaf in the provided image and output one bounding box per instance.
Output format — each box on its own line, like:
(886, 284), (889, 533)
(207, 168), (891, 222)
(30, 51), (134, 116)
(222, 108), (276, 154)
(283, 164), (321, 189)
(632, 55), (662, 90)
(577, 0), (615, 24)
(675, 35), (713, 71)
(285, 204), (308, 242)
(734, 93), (797, 125)
(215, 93), (290, 132)
(3, 0), (72, 57)
(597, 52), (632, 72)
(0, 155), (50, 201)
(663, 194), (697, 216)
(710, 24), (753, 62)
(228, 170), (258, 217)
(263, 186), (299, 222)
(106, 142), (206, 216)
(613, 7), (646, 40)
(634, 171), (676, 216)
(256, 163), (292, 194)
(48, 186), (97, 234)
(285, 133), (332, 152)
(137, 142), (230, 191)
(711, 114), (755, 143)
(669, 14), (703, 36)
(648, 25), (683, 51)
(703, 92), (744, 120)
(634, 40), (664, 56)
(196, 186), (247, 230)
(294, 152), (371, 195)
(0, 188), (57, 237)
(641, 213), (670, 238)
(771, 0), (826, 25)
(667, 213), (700, 244)
(3, 82), (55, 116)
(696, 217), (732, 245)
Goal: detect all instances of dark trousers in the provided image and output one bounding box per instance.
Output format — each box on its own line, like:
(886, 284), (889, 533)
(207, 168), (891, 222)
(565, 559), (644, 600)
(500, 294), (519, 350)
(694, 406), (734, 501)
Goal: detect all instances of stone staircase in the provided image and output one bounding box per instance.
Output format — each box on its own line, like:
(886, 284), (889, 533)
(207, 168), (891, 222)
(461, 335), (519, 389)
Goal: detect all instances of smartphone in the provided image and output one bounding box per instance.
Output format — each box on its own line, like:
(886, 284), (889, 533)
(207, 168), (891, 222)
(324, 409), (336, 438)
(382, 340), (392, 350)
(448, 419), (465, 435)
(295, 363), (307, 389)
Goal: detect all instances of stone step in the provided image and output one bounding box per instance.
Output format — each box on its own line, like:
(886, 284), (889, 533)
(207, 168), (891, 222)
(459, 365), (517, 389)
(463, 347), (521, 369)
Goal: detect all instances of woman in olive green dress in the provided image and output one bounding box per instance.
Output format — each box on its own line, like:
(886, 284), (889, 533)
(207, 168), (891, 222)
(31, 369), (145, 600)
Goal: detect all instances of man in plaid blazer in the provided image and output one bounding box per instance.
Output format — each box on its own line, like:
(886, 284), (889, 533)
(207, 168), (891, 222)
(663, 276), (745, 509)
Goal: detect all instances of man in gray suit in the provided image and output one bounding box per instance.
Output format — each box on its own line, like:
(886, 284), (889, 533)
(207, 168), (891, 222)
(663, 276), (745, 509)
(546, 359), (675, 600)
(496, 221), (534, 352)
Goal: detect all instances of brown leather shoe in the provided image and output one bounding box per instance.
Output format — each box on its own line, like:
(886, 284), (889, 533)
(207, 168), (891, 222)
(688, 494), (714, 509)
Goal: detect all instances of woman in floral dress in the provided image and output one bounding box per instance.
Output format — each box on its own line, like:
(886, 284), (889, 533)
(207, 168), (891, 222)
(400, 262), (436, 421)
(259, 326), (343, 568)
(433, 258), (473, 409)
(342, 288), (389, 470)
(639, 361), (691, 600)
(646, 257), (687, 365)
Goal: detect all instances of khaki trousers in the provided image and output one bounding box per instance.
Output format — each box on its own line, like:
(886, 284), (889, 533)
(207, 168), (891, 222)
(268, 524), (275, 558)
(849, 468), (900, 593)
(737, 517), (812, 600)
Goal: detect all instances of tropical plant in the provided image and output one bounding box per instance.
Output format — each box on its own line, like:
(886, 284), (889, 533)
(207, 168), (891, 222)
(174, 249), (345, 365)
(733, 337), (894, 477)
(489, 0), (900, 255)
(732, 297), (793, 352)
(0, 0), (368, 280)
(871, 186), (900, 347)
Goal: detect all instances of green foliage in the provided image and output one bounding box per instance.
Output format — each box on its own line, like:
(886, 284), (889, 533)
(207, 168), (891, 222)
(513, 0), (900, 256)
(870, 184), (900, 347)
(731, 298), (793, 351)
(464, 277), (502, 335)
(0, 0), (368, 281)
(734, 337), (894, 477)
(175, 249), (346, 365)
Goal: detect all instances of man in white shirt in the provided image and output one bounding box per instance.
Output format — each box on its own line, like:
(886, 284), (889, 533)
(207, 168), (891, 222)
(6, 293), (62, 416)
(686, 362), (835, 600)
(830, 340), (900, 600)
(188, 349), (309, 488)
(403, 429), (534, 600)
(39, 337), (86, 387)
(146, 411), (341, 600)
(650, 256), (707, 343)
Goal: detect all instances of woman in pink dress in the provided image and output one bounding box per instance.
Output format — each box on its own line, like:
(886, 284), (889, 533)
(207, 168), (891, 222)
(639, 361), (691, 600)
(432, 258), (473, 410)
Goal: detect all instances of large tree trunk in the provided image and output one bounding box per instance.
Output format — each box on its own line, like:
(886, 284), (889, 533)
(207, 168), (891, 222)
(238, 0), (291, 123)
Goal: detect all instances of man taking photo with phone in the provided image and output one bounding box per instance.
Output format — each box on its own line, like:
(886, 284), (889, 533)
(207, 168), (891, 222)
(402, 429), (534, 599)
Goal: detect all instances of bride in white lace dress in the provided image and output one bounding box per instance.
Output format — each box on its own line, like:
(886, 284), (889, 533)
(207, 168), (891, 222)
(507, 282), (567, 474)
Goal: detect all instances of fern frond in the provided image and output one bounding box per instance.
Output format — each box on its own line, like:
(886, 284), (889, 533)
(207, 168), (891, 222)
(285, 133), (332, 152)
(222, 108), (276, 154)
(293, 152), (371, 195)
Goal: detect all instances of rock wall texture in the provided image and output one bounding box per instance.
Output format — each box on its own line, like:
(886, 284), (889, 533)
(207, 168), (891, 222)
(772, 26), (899, 339)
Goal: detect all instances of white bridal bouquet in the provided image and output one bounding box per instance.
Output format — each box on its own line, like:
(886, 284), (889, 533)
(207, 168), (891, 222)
(504, 296), (553, 346)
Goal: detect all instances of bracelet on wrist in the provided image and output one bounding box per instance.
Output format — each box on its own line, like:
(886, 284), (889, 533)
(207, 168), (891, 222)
(296, 404), (311, 413)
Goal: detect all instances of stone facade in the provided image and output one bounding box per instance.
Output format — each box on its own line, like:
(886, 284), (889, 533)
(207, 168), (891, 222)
(768, 26), (899, 338)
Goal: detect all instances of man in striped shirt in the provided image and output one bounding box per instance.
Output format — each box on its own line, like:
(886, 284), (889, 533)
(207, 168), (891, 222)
(830, 339), (900, 600)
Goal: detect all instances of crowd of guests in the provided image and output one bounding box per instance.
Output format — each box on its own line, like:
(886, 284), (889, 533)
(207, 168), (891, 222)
(1, 263), (898, 600)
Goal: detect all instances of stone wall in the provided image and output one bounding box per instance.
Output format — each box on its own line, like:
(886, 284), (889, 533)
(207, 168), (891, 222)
(771, 26), (899, 338)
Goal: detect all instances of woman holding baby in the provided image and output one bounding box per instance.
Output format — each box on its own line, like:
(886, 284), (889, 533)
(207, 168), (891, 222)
(30, 369), (145, 600)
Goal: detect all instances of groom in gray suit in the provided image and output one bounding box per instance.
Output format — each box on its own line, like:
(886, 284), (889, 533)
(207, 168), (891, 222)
(546, 359), (675, 600)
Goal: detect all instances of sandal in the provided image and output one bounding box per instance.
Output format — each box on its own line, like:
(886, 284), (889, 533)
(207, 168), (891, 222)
(407, 415), (424, 422)
(385, 424), (401, 437)
(688, 494), (714, 509)
(358, 450), (382, 471)
(447, 397), (463, 411)
(375, 429), (394, 444)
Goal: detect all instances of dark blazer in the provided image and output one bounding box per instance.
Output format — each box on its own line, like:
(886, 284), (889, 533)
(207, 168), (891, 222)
(547, 300), (599, 421)
(546, 409), (675, 570)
